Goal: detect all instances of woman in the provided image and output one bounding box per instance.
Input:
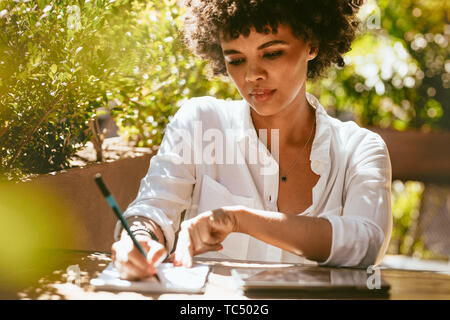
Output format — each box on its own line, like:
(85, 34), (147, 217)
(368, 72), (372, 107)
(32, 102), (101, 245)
(111, 0), (392, 280)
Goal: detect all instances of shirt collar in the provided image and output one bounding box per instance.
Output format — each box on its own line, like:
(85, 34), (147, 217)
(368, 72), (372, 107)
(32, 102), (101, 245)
(306, 92), (331, 166)
(235, 92), (331, 166)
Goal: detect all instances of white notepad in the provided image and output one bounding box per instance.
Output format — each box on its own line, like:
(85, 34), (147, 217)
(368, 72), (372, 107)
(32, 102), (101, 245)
(90, 262), (210, 293)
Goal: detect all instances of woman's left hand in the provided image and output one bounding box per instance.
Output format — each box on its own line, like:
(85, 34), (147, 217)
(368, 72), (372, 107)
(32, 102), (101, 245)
(173, 207), (239, 267)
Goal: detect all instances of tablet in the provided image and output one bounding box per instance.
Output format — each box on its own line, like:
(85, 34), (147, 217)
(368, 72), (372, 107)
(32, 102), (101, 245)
(231, 265), (390, 293)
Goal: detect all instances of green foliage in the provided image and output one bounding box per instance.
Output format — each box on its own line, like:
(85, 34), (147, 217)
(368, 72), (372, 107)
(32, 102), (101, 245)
(107, 1), (240, 147)
(308, 0), (449, 131)
(0, 0), (239, 181)
(0, 0), (134, 180)
(1, 1), (87, 179)
(390, 180), (450, 259)
(389, 180), (424, 255)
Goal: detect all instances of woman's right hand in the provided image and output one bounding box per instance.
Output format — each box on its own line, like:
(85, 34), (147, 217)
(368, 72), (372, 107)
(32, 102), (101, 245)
(111, 230), (167, 280)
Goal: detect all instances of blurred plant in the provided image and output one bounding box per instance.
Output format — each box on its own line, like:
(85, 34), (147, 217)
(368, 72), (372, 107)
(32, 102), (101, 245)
(379, 0), (449, 130)
(108, 0), (240, 148)
(0, 0), (239, 181)
(389, 180), (424, 255)
(0, 0), (129, 180)
(0, 181), (80, 294)
(388, 180), (445, 259)
(308, 0), (449, 131)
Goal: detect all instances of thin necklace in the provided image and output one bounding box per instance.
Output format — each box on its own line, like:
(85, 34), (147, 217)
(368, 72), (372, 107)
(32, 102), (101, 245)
(280, 114), (316, 182)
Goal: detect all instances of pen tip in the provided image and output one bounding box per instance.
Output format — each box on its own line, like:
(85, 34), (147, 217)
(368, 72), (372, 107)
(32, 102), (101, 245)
(95, 173), (102, 179)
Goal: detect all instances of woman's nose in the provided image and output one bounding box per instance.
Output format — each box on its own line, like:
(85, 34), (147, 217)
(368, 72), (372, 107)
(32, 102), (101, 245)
(245, 64), (267, 82)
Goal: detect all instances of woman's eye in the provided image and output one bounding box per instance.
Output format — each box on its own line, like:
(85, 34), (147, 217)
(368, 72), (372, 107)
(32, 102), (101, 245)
(264, 51), (283, 59)
(226, 51), (283, 66)
(228, 58), (245, 66)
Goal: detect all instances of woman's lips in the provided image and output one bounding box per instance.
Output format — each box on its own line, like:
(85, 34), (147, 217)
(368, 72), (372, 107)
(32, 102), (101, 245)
(249, 89), (276, 102)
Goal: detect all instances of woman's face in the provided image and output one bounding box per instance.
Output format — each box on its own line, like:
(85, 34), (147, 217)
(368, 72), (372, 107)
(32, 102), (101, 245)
(221, 24), (317, 117)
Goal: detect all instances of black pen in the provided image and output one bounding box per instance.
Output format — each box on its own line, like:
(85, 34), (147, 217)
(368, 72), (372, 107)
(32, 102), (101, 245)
(94, 173), (162, 282)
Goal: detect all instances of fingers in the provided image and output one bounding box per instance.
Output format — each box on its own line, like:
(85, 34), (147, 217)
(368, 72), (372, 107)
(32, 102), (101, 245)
(112, 241), (149, 280)
(197, 215), (216, 245)
(174, 227), (194, 268)
(191, 221), (223, 254)
(166, 252), (175, 263)
(146, 240), (168, 266)
(128, 244), (157, 274)
(119, 260), (149, 281)
(173, 218), (224, 268)
(111, 236), (166, 280)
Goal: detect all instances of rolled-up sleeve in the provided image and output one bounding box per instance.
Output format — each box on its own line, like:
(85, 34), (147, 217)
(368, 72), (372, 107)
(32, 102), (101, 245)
(320, 133), (393, 268)
(113, 100), (198, 254)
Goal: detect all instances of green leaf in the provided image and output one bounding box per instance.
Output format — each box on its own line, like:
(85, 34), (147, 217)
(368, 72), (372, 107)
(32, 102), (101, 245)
(50, 64), (57, 75)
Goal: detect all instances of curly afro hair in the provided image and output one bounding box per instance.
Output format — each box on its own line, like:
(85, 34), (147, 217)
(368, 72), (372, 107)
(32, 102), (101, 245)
(182, 0), (364, 80)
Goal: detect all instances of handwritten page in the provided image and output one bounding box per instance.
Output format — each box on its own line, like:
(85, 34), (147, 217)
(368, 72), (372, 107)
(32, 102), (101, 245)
(90, 263), (210, 293)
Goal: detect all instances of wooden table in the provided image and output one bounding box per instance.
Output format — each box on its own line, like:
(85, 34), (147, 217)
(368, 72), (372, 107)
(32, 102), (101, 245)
(6, 250), (450, 300)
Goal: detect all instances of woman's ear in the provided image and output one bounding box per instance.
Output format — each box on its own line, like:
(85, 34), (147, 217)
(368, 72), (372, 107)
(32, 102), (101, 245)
(307, 45), (319, 61)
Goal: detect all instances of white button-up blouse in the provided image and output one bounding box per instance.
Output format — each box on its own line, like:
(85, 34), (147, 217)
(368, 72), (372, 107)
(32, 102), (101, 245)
(114, 93), (393, 268)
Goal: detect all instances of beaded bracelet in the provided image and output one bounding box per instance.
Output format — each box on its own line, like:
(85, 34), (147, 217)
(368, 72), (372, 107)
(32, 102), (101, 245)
(130, 225), (159, 242)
